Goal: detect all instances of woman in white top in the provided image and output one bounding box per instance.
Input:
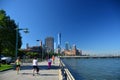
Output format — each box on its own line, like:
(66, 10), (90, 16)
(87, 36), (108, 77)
(32, 57), (38, 76)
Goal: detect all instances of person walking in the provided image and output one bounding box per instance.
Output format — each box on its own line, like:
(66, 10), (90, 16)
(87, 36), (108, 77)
(48, 57), (52, 69)
(15, 57), (21, 74)
(52, 55), (55, 64)
(32, 57), (39, 76)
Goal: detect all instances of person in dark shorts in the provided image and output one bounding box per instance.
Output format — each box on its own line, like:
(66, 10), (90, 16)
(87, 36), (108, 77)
(32, 57), (38, 76)
(15, 57), (21, 74)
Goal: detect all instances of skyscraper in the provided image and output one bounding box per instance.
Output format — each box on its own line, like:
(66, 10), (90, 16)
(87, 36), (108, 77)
(40, 40), (42, 47)
(45, 37), (54, 53)
(58, 33), (61, 47)
(65, 42), (69, 50)
(57, 33), (61, 53)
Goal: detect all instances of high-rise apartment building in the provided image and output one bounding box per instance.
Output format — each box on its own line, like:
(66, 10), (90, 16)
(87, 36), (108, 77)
(65, 42), (69, 50)
(45, 37), (54, 53)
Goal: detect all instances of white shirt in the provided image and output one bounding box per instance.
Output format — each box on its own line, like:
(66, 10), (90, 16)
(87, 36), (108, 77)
(33, 59), (38, 66)
(48, 59), (52, 63)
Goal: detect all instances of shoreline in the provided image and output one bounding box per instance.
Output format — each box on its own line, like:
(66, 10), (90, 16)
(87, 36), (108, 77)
(60, 55), (120, 59)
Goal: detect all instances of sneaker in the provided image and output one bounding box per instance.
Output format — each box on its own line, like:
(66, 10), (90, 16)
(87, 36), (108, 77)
(33, 74), (35, 76)
(37, 73), (40, 75)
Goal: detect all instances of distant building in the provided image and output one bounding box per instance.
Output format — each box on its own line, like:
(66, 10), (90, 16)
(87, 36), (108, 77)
(45, 37), (54, 53)
(58, 33), (61, 47)
(39, 40), (42, 47)
(24, 43), (42, 54)
(63, 44), (82, 56)
(65, 42), (69, 50)
(57, 33), (61, 53)
(26, 43), (29, 49)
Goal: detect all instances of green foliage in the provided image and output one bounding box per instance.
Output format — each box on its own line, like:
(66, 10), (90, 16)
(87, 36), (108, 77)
(0, 64), (13, 71)
(17, 50), (26, 58)
(26, 52), (38, 58)
(0, 10), (22, 57)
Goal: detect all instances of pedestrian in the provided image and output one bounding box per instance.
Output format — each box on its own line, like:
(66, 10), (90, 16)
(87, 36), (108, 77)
(15, 57), (21, 74)
(32, 57), (39, 76)
(46, 56), (48, 61)
(48, 57), (52, 69)
(52, 55), (55, 64)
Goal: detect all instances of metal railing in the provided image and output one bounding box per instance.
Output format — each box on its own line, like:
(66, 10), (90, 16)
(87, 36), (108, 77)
(59, 58), (75, 80)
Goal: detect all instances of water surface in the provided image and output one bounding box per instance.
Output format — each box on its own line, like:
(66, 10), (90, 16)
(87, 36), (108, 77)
(62, 58), (120, 80)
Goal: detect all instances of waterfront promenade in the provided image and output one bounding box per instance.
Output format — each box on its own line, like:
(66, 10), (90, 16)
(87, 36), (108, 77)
(0, 57), (61, 80)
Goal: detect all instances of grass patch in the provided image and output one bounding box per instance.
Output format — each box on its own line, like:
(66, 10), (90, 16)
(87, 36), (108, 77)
(0, 64), (13, 71)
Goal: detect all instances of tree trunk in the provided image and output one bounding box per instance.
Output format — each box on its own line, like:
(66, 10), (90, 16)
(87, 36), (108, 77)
(0, 41), (1, 67)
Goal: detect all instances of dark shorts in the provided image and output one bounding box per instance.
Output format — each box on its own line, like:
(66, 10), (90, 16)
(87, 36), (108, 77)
(16, 65), (20, 67)
(33, 66), (37, 69)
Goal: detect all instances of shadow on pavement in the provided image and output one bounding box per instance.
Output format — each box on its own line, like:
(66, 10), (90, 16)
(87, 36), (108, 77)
(20, 65), (59, 70)
(40, 73), (58, 76)
(39, 65), (60, 70)
(20, 65), (33, 70)
(21, 72), (33, 75)
(20, 72), (57, 77)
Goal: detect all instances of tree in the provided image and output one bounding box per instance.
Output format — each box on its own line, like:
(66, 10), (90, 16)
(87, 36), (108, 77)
(0, 10), (22, 57)
(26, 52), (38, 58)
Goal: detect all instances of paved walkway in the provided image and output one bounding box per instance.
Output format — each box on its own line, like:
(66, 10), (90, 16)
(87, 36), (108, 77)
(0, 57), (61, 80)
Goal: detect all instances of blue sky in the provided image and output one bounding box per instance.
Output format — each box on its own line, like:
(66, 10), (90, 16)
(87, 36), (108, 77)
(0, 0), (120, 55)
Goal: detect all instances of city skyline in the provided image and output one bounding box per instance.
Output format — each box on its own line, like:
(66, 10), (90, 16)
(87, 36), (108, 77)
(0, 0), (120, 55)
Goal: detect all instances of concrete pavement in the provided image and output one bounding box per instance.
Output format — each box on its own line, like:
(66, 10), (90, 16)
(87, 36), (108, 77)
(0, 57), (61, 80)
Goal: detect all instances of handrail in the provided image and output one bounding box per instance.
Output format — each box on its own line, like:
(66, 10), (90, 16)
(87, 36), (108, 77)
(59, 58), (75, 80)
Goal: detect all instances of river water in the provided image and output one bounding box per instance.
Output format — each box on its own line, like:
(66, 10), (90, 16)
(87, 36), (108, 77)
(61, 58), (120, 80)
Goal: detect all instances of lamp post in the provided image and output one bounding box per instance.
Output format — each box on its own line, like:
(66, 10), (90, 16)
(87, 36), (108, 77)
(45, 46), (49, 58)
(36, 40), (40, 46)
(36, 40), (43, 61)
(15, 27), (29, 60)
(0, 25), (3, 67)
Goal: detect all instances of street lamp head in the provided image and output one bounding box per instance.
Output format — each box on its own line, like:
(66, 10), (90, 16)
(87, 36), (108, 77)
(23, 28), (29, 33)
(36, 40), (40, 42)
(15, 28), (29, 33)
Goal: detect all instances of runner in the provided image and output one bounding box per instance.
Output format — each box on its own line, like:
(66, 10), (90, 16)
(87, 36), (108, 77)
(15, 57), (21, 74)
(32, 57), (38, 76)
(52, 55), (55, 64)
